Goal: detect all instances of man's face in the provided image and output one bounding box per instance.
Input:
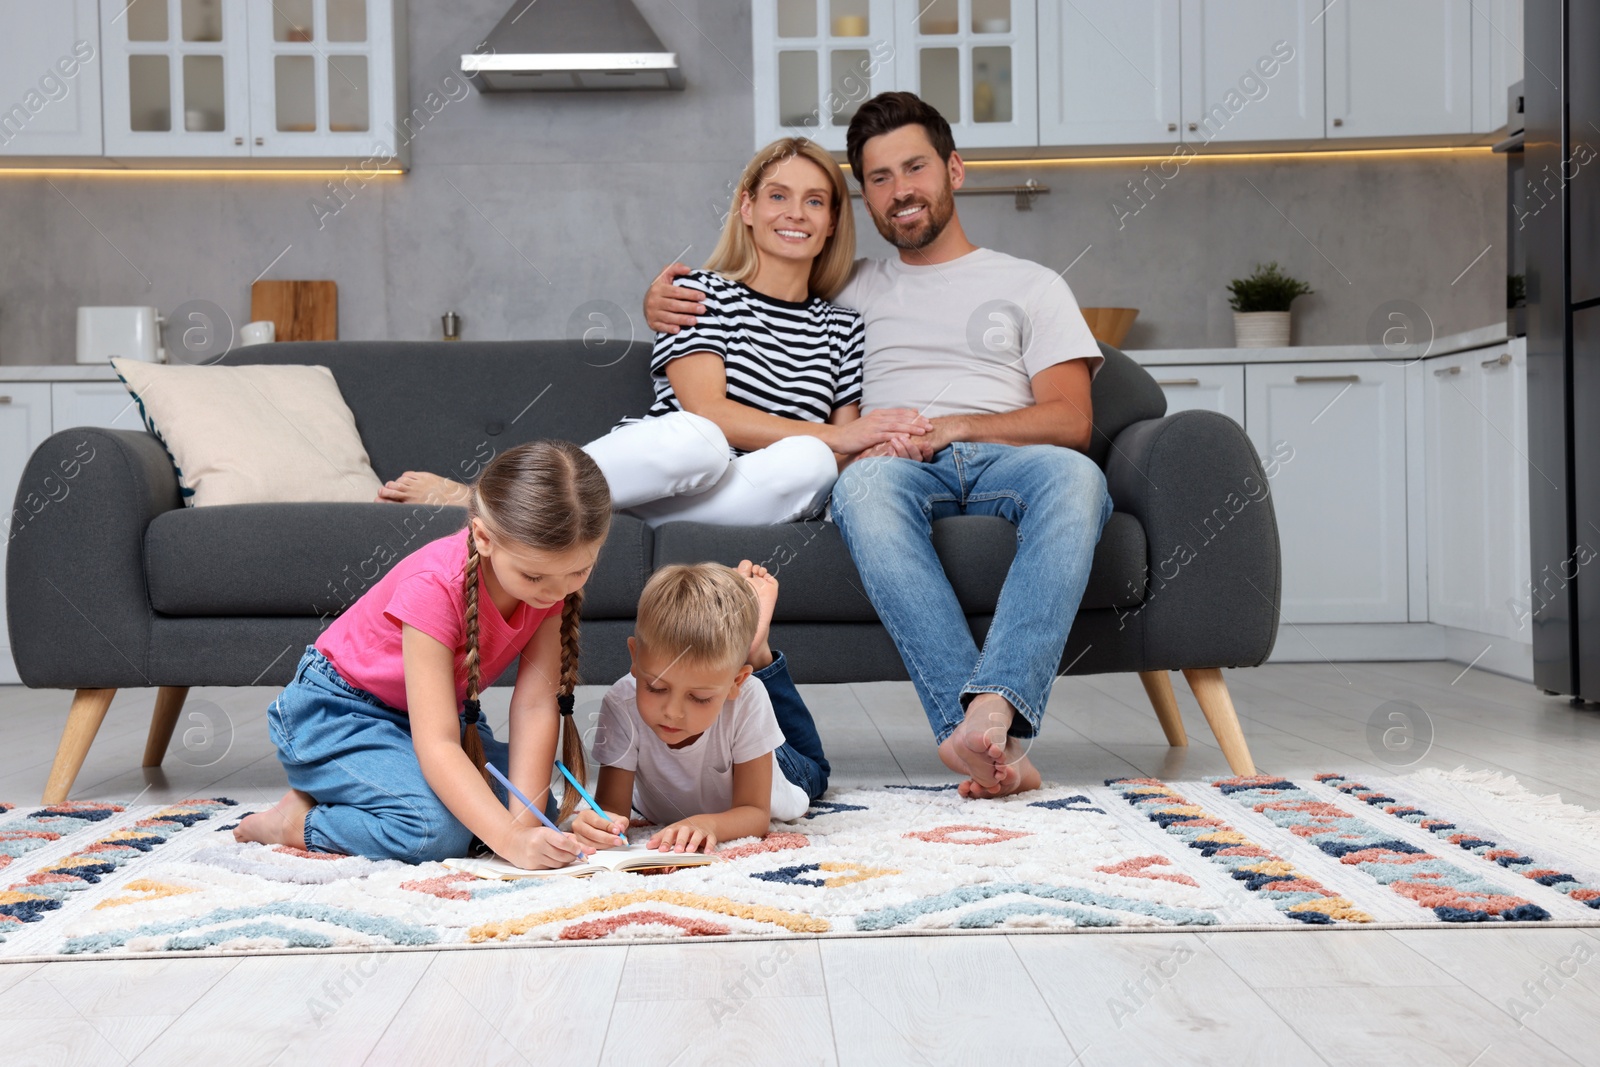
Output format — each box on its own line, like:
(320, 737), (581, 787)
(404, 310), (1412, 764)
(858, 124), (960, 251)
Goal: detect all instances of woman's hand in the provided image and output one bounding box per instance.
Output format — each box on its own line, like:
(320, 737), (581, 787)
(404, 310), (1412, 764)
(827, 407), (933, 455)
(377, 471), (472, 507)
(647, 816), (719, 854)
(500, 824), (586, 870)
(644, 263), (706, 335)
(572, 808), (630, 851)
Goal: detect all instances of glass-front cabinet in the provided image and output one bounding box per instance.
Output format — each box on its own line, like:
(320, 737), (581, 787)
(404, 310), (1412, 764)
(100, 0), (404, 162)
(894, 0), (1035, 149)
(752, 0), (899, 152)
(101, 0), (250, 156)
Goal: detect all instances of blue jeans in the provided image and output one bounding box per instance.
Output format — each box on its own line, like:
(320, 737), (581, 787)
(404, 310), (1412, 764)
(269, 646), (549, 863)
(831, 443), (1112, 744)
(756, 649), (830, 801)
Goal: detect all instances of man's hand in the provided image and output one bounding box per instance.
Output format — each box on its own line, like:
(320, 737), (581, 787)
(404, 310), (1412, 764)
(644, 262), (707, 335)
(571, 808), (630, 851)
(647, 816), (719, 854)
(828, 408), (933, 455)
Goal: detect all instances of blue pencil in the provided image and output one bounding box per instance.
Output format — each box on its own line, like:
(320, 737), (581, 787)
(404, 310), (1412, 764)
(556, 759), (627, 845)
(484, 761), (585, 861)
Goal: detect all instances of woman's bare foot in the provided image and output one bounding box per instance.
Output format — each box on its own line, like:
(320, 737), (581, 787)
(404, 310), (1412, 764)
(234, 789), (314, 848)
(737, 559), (779, 670)
(376, 471), (472, 508)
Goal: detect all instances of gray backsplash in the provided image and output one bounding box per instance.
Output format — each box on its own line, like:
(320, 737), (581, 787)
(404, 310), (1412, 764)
(0, 0), (1505, 365)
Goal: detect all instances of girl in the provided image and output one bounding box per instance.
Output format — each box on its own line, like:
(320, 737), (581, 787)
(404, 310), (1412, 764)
(378, 137), (931, 521)
(235, 440), (609, 868)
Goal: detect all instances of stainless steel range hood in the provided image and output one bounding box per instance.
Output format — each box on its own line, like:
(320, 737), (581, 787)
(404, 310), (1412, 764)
(462, 0), (684, 92)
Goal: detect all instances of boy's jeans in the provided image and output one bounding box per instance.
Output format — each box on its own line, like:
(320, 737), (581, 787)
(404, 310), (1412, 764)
(755, 649), (830, 800)
(831, 443), (1111, 744)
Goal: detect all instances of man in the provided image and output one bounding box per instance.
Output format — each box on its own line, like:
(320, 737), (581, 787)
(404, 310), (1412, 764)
(645, 92), (1110, 796)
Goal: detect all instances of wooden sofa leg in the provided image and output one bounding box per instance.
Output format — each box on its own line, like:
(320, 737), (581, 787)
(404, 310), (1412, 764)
(143, 686), (191, 768)
(42, 688), (117, 804)
(1181, 668), (1257, 776)
(1138, 671), (1188, 747)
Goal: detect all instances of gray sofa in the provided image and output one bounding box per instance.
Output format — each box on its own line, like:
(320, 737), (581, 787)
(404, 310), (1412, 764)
(7, 339), (1281, 802)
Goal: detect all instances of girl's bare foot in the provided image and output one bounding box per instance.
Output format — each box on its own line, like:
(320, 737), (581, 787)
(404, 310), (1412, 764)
(737, 559), (779, 670)
(376, 471), (472, 507)
(234, 789), (314, 848)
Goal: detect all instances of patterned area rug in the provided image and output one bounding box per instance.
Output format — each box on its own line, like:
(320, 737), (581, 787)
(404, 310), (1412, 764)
(3, 768), (1600, 961)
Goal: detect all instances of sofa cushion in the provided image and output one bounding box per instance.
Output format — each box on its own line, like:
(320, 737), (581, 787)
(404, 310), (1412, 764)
(145, 503), (652, 619)
(649, 512), (1145, 622)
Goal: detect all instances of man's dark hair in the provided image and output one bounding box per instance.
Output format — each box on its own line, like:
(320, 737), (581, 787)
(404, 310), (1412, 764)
(845, 91), (956, 183)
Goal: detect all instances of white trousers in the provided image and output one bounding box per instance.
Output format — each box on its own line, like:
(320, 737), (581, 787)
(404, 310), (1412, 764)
(582, 411), (839, 527)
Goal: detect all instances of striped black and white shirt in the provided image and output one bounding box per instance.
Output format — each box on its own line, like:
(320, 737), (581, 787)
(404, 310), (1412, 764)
(642, 270), (865, 451)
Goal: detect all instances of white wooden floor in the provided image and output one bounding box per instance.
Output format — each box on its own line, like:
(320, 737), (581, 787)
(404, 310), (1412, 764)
(4, 661), (1600, 1066)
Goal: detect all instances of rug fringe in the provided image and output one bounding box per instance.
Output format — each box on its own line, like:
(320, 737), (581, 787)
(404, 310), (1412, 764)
(1411, 766), (1600, 833)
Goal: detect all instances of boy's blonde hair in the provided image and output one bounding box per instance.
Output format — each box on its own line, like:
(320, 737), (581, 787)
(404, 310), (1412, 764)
(635, 564), (757, 673)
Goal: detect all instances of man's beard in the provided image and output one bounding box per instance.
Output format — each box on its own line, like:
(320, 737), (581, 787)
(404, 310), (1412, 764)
(871, 183), (956, 251)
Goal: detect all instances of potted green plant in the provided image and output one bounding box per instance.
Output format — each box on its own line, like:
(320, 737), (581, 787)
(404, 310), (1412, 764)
(1227, 262), (1314, 348)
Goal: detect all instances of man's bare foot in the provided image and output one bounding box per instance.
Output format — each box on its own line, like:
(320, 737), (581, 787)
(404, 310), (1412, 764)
(937, 693), (1013, 792)
(234, 789), (313, 848)
(377, 471), (472, 508)
(737, 559), (779, 671)
(958, 738), (1043, 798)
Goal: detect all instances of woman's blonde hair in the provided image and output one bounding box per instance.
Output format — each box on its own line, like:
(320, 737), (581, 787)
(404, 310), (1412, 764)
(634, 563), (758, 674)
(462, 440), (611, 821)
(704, 137), (856, 301)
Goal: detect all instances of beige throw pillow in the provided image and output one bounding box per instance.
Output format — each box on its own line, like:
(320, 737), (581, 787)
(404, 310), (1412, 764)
(112, 359), (383, 507)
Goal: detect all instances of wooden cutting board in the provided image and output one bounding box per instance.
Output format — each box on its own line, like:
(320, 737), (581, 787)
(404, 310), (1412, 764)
(250, 280), (338, 341)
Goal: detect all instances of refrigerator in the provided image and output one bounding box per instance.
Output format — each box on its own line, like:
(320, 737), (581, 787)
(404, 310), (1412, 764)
(1526, 0), (1600, 700)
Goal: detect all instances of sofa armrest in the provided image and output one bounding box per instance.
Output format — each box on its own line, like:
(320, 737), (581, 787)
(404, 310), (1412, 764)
(1103, 409), (1281, 669)
(6, 429), (183, 688)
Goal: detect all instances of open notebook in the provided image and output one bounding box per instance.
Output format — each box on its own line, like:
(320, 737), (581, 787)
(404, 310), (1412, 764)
(444, 842), (716, 879)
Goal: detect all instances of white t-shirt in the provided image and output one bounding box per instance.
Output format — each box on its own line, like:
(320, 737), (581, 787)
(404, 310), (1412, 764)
(593, 673), (809, 825)
(832, 247), (1105, 418)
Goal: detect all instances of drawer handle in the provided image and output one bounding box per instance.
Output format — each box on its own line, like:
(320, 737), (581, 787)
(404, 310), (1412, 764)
(1481, 352), (1513, 368)
(1156, 377), (1201, 386)
(1293, 374), (1360, 384)
(0, 395), (10, 404)
(1433, 365), (1461, 377)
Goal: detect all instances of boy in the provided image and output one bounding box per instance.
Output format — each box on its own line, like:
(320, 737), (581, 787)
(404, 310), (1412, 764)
(572, 561), (830, 854)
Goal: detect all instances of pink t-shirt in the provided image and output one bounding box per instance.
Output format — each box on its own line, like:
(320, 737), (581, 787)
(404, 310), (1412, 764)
(315, 532), (563, 712)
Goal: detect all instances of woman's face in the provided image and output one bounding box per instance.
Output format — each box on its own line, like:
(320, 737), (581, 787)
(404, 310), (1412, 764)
(738, 154), (837, 269)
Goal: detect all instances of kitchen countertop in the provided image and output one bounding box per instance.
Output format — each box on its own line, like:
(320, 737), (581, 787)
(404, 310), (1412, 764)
(1, 323), (1518, 380)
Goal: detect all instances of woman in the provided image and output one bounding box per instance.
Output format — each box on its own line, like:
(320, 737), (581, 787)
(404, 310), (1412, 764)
(380, 138), (929, 524)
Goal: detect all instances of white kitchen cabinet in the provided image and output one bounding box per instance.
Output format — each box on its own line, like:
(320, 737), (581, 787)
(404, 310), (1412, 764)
(753, 0), (900, 152)
(1150, 362), (1244, 424)
(0, 0), (103, 156)
(99, 0), (404, 161)
(245, 0), (403, 159)
(1036, 0), (1181, 147)
(51, 381), (145, 434)
(894, 0), (1036, 149)
(1179, 0), (1325, 144)
(1325, 0), (1472, 139)
(101, 0), (252, 157)
(1472, 0), (1524, 133)
(1425, 341), (1531, 638)
(1245, 360), (1410, 623)
(0, 384), (55, 686)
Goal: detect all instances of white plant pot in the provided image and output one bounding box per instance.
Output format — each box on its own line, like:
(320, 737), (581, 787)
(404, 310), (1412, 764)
(1233, 310), (1292, 348)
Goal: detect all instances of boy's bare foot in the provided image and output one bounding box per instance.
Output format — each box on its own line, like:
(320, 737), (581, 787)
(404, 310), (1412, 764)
(376, 471), (472, 508)
(737, 559), (779, 670)
(234, 788), (314, 848)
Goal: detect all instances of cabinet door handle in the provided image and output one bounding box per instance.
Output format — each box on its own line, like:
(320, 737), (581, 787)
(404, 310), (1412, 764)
(1481, 352), (1513, 368)
(1333, 117), (1344, 127)
(1156, 377), (1201, 386)
(0, 395), (10, 404)
(1293, 374), (1360, 384)
(1187, 122), (1198, 131)
(1433, 365), (1461, 377)
(1168, 122), (1178, 132)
